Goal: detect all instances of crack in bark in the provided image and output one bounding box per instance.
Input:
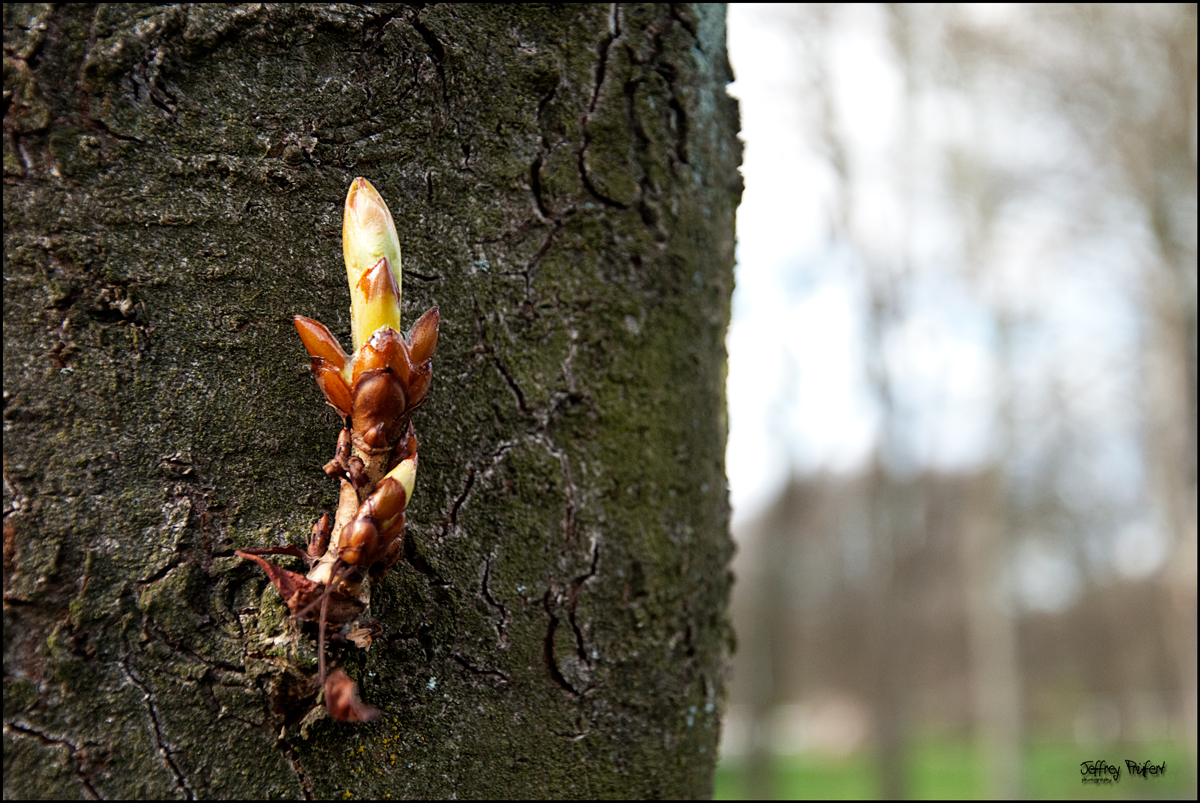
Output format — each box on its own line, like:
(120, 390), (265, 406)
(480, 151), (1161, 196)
(467, 294), (583, 559)
(541, 541), (600, 702)
(534, 434), (577, 552)
(119, 661), (195, 799)
(536, 84), (558, 122)
(404, 269), (442, 282)
(529, 82), (586, 238)
(576, 150), (631, 210)
(668, 93), (689, 166)
(541, 591), (580, 697)
(140, 615), (246, 676)
(438, 439), (516, 542)
(278, 739), (315, 801)
(526, 223), (563, 298)
(71, 5), (152, 158)
(4, 722), (100, 799)
(472, 293), (535, 417)
(588, 4), (620, 113)
(197, 680), (264, 731)
(529, 86), (570, 224)
(480, 556), (510, 648)
(442, 466), (476, 534)
(403, 532), (449, 587)
(494, 351), (531, 415)
(530, 155), (552, 221)
(669, 3), (699, 41)
(577, 4), (631, 210)
(510, 222), (565, 305)
(580, 5), (696, 224)
(553, 727), (590, 741)
(647, 29), (693, 174)
(409, 8), (449, 110)
(567, 542), (601, 665)
(362, 7), (406, 49)
(450, 653), (510, 684)
(138, 556), (185, 587)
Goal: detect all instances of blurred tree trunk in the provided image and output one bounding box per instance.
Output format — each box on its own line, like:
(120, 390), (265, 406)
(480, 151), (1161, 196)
(952, 129), (1027, 795)
(2, 4), (741, 798)
(865, 466), (921, 801)
(1144, 164), (1199, 800)
(1133, 13), (1198, 794)
(740, 480), (803, 799)
(1067, 5), (1198, 791)
(960, 467), (1023, 799)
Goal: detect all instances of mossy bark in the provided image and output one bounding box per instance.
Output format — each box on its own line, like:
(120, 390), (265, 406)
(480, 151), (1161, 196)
(3, 3), (741, 798)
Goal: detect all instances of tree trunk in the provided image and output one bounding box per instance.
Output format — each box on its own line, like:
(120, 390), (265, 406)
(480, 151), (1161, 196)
(2, 4), (741, 798)
(960, 468), (1023, 799)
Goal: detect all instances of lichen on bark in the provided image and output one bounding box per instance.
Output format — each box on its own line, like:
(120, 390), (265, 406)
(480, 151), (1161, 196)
(4, 3), (741, 798)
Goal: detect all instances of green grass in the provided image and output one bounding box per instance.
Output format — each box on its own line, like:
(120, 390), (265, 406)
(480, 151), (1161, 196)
(1027, 740), (1191, 800)
(715, 738), (1193, 799)
(715, 752), (877, 800)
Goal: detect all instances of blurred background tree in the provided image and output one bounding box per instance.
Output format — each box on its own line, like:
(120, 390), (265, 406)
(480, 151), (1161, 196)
(721, 3), (1195, 799)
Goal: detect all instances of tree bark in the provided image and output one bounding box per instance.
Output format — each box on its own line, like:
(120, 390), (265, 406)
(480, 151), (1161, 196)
(2, 3), (741, 798)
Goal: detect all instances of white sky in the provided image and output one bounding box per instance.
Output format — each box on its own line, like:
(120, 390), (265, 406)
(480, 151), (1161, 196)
(725, 5), (909, 522)
(721, 4), (1166, 593)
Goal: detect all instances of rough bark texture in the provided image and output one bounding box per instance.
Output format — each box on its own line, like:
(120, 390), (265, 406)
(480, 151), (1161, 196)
(3, 3), (741, 798)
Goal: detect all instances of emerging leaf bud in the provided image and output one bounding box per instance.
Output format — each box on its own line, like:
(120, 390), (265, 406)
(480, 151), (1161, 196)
(388, 455), (418, 507)
(338, 518), (380, 568)
(242, 176), (440, 727)
(407, 306), (440, 365)
(343, 178), (403, 351)
(365, 456), (418, 531)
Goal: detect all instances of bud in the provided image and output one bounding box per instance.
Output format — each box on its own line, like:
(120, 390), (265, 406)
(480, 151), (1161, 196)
(343, 178), (403, 351)
(388, 455), (418, 507)
(366, 456), (418, 531)
(338, 517), (380, 568)
(338, 455), (419, 566)
(240, 177), (439, 726)
(407, 306), (440, 365)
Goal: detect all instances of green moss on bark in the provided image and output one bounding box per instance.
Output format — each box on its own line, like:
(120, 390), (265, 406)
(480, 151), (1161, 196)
(4, 3), (740, 797)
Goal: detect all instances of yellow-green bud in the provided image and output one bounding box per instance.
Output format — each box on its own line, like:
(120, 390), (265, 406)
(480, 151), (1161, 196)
(343, 177), (403, 350)
(387, 455), (418, 506)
